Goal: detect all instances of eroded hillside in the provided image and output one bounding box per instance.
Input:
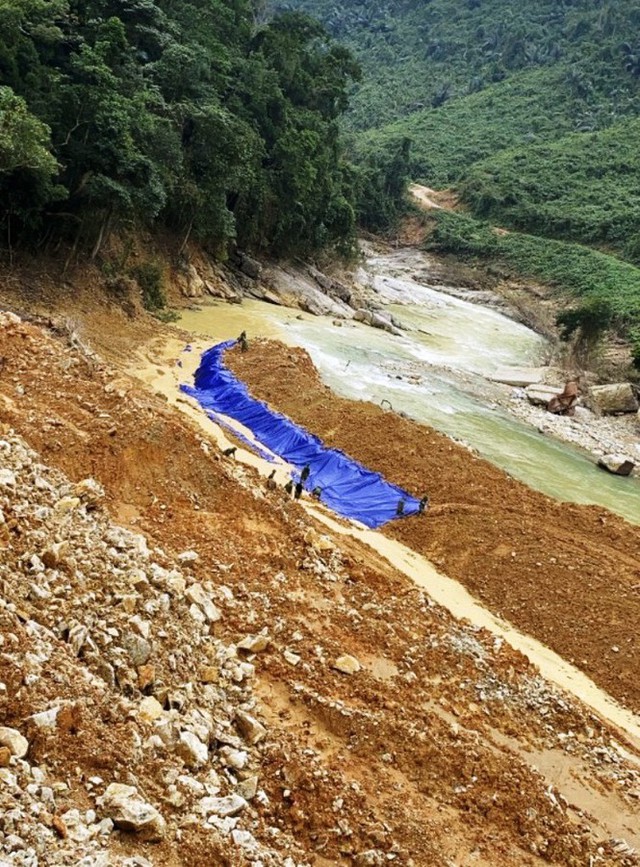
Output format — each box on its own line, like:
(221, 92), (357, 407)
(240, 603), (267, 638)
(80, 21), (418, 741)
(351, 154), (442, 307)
(0, 312), (640, 866)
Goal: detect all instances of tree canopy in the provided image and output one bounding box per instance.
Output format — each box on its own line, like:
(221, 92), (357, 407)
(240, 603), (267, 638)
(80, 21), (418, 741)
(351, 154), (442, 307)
(0, 0), (409, 258)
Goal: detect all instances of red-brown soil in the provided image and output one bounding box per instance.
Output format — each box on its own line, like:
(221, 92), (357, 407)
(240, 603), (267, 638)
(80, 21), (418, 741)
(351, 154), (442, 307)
(227, 340), (640, 716)
(1, 315), (639, 866)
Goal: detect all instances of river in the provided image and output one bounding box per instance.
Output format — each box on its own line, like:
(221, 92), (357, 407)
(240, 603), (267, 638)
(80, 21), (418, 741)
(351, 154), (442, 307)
(178, 251), (640, 525)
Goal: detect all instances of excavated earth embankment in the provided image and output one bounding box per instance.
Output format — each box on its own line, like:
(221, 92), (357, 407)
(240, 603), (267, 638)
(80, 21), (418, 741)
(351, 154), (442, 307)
(227, 341), (640, 717)
(1, 313), (640, 867)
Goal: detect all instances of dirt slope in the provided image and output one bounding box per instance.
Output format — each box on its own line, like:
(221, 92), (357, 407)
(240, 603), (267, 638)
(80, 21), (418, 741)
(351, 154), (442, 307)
(1, 314), (640, 866)
(227, 341), (640, 716)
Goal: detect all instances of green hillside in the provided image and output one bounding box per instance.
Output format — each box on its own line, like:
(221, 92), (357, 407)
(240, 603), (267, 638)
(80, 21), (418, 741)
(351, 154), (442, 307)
(279, 0), (640, 133)
(0, 0), (413, 269)
(460, 118), (640, 257)
(281, 0), (640, 248)
(279, 0), (640, 359)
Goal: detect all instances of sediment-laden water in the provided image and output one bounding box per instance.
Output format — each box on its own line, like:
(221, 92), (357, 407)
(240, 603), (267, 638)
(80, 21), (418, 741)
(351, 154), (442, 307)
(179, 253), (640, 524)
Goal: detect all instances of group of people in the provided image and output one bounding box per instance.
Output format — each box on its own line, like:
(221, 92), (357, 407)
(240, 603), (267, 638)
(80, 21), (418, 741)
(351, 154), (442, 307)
(282, 464), (322, 501)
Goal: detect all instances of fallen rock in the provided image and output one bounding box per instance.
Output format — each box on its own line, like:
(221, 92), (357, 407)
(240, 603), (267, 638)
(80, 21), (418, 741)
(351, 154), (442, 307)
(177, 731), (209, 768)
(97, 783), (166, 841)
(590, 383), (639, 415)
(198, 666), (220, 684)
(235, 709), (267, 745)
(490, 367), (547, 387)
(283, 649), (301, 666)
(54, 496), (81, 513)
(236, 774), (259, 801)
(138, 696), (164, 724)
(121, 632), (152, 666)
(30, 707), (60, 729)
(199, 794), (247, 818)
(0, 726), (29, 758)
(332, 654), (361, 675)
(598, 454), (635, 476)
(237, 632), (270, 654)
(41, 541), (70, 569)
(0, 469), (17, 488)
(525, 385), (563, 407)
(73, 478), (105, 509)
(177, 549), (199, 563)
(219, 746), (248, 770)
(137, 664), (155, 691)
(186, 583), (221, 622)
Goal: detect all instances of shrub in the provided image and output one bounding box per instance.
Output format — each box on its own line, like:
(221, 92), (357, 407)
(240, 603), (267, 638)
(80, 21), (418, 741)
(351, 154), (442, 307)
(130, 262), (166, 311)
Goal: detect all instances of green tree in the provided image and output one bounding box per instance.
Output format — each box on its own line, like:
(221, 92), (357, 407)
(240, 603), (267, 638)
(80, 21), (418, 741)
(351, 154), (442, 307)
(0, 86), (62, 245)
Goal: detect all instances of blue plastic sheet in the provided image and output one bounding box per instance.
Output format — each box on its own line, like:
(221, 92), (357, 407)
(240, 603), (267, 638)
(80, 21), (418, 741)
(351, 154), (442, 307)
(181, 339), (422, 528)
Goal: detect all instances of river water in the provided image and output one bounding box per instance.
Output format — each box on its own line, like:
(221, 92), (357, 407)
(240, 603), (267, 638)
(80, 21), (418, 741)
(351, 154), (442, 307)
(178, 252), (640, 525)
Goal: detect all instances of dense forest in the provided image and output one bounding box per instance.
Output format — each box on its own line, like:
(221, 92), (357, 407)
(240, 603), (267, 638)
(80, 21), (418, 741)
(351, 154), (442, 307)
(281, 0), (640, 360)
(281, 0), (640, 246)
(0, 0), (413, 263)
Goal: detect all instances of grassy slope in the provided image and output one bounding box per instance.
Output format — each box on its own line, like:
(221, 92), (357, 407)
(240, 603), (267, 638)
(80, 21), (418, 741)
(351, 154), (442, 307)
(281, 0), (640, 131)
(459, 118), (640, 255)
(355, 67), (578, 185)
(427, 210), (640, 327)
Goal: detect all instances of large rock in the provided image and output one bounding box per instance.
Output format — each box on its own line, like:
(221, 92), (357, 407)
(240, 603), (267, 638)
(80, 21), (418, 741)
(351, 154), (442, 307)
(97, 784), (166, 841)
(262, 264), (353, 319)
(489, 367), (547, 387)
(177, 731), (209, 768)
(0, 727), (28, 759)
(198, 794), (247, 818)
(175, 264), (207, 298)
(598, 454), (635, 476)
(235, 709), (267, 745)
(525, 385), (563, 407)
(185, 583), (221, 622)
(590, 383), (639, 415)
(332, 654), (361, 675)
(238, 253), (261, 280)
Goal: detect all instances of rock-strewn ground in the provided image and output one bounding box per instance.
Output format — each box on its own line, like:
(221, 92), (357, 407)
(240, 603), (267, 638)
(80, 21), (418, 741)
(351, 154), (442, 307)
(1, 313), (640, 866)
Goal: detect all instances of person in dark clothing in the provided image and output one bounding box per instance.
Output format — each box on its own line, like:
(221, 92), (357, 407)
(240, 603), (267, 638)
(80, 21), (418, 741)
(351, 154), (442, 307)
(284, 479), (294, 495)
(396, 498), (406, 516)
(266, 469), (277, 490)
(418, 495), (430, 514)
(294, 481), (303, 499)
(222, 446), (237, 457)
(311, 486), (322, 500)
(238, 331), (248, 353)
(300, 464), (311, 482)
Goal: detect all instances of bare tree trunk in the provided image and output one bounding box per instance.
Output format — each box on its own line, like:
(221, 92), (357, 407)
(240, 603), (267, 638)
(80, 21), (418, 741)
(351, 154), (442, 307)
(63, 220), (83, 274)
(91, 208), (112, 260)
(178, 219), (193, 257)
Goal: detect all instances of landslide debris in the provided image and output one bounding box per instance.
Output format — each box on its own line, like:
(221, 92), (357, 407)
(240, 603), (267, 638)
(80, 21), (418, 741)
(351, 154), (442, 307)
(227, 340), (640, 716)
(1, 312), (640, 866)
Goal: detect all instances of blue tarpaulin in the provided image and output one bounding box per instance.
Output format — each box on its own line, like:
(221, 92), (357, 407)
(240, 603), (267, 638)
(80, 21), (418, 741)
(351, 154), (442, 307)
(181, 339), (422, 528)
